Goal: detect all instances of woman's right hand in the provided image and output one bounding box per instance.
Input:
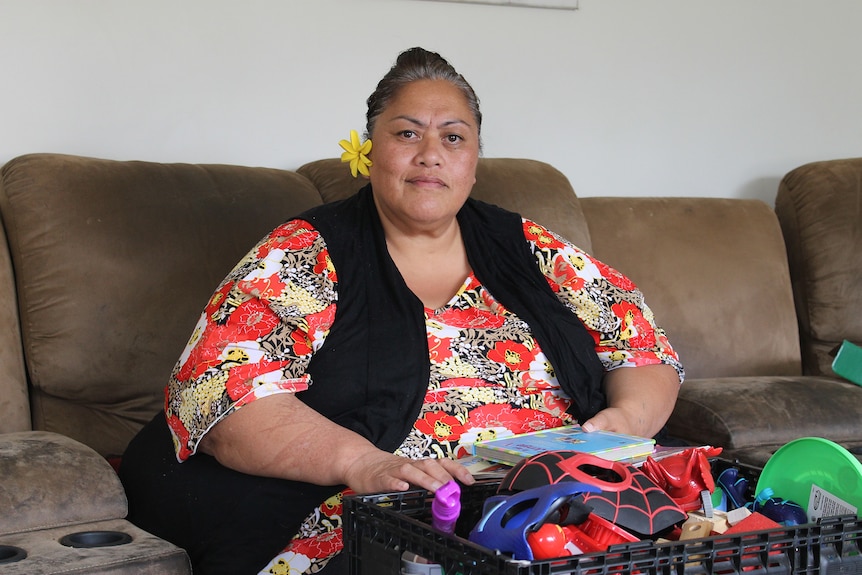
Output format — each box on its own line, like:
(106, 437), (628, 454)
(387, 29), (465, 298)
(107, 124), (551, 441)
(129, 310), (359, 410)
(340, 450), (475, 494)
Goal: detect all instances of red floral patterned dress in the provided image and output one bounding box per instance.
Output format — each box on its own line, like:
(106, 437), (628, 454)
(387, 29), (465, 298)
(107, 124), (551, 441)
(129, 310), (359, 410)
(164, 218), (683, 575)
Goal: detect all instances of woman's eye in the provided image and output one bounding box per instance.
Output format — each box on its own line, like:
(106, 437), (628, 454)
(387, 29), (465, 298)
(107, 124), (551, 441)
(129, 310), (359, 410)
(446, 134), (463, 144)
(399, 130), (417, 139)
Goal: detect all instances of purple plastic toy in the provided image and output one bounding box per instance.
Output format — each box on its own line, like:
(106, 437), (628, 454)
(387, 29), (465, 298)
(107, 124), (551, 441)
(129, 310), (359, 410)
(431, 480), (462, 534)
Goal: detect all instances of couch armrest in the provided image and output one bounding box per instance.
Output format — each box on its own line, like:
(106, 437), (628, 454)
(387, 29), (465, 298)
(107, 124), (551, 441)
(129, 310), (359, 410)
(0, 431), (127, 536)
(0, 212), (30, 433)
(775, 157), (862, 377)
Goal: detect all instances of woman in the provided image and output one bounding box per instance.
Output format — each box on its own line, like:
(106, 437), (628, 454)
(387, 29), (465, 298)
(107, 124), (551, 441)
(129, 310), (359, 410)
(120, 47), (682, 575)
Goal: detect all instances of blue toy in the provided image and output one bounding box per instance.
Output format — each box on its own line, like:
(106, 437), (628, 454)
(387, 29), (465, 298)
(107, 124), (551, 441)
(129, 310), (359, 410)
(716, 467), (749, 510)
(749, 487), (808, 526)
(468, 481), (599, 560)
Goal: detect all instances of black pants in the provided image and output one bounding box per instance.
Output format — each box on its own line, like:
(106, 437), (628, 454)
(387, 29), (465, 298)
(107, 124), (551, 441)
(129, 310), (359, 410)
(119, 414), (345, 575)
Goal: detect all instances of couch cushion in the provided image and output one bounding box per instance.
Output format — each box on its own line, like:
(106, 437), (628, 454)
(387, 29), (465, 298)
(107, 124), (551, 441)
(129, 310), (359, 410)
(298, 157), (593, 253)
(581, 197), (801, 379)
(775, 158), (862, 377)
(667, 375), (862, 450)
(0, 154), (323, 456)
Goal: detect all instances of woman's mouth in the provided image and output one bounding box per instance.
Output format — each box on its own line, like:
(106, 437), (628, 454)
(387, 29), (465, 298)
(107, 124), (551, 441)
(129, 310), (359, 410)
(408, 176), (447, 188)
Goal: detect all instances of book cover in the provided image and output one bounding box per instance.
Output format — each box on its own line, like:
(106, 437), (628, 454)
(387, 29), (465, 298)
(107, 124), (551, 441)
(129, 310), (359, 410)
(471, 425), (655, 466)
(832, 339), (862, 386)
(456, 455), (514, 479)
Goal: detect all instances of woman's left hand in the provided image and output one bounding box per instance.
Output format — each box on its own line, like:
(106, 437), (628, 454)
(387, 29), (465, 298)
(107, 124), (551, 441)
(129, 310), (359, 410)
(580, 363), (680, 438)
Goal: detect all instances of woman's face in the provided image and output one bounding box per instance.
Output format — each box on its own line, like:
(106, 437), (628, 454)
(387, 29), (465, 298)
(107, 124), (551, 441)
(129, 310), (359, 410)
(368, 79), (480, 233)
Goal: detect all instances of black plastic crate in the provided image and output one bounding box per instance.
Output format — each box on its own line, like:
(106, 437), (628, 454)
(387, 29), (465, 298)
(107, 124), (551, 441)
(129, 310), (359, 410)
(345, 478), (862, 575)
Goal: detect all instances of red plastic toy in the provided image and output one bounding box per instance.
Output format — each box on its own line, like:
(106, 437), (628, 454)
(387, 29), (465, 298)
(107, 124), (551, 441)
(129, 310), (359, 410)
(640, 446), (723, 511)
(526, 513), (640, 558)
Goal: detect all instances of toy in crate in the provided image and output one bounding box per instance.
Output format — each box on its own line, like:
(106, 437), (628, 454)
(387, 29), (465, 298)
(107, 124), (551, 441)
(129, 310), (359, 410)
(345, 440), (862, 574)
(468, 481), (601, 560)
(469, 450), (688, 560)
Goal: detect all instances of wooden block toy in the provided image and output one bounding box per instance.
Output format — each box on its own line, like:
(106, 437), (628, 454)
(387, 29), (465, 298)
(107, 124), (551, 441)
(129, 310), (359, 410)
(688, 509), (729, 533)
(679, 518), (713, 540)
(725, 506), (751, 527)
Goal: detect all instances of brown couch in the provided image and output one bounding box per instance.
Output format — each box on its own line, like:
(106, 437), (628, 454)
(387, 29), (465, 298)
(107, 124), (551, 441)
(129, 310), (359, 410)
(1, 153), (860, 572)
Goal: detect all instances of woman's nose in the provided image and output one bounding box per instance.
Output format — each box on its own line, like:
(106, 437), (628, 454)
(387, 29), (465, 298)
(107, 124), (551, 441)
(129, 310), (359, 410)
(416, 137), (442, 166)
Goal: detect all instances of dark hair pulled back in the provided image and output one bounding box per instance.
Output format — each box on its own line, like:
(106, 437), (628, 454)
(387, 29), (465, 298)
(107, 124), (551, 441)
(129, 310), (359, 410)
(365, 47), (482, 150)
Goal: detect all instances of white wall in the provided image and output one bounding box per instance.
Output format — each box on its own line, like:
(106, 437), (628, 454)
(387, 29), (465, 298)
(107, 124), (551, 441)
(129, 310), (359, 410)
(2, 0), (860, 203)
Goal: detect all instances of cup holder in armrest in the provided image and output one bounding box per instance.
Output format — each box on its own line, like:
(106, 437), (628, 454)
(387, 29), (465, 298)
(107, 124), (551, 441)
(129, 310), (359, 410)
(59, 530), (133, 548)
(0, 545), (27, 564)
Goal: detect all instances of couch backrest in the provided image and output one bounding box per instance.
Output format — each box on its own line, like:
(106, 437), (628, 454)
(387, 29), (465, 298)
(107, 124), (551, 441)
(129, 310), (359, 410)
(775, 158), (862, 376)
(580, 197), (802, 379)
(0, 154), (324, 455)
(298, 158), (593, 253)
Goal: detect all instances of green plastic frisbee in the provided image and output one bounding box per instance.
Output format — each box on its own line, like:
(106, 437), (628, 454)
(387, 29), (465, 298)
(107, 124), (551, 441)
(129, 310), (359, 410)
(755, 437), (862, 516)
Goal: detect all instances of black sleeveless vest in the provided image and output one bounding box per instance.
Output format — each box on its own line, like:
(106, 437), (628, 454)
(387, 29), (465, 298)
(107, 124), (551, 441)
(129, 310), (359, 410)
(298, 185), (605, 452)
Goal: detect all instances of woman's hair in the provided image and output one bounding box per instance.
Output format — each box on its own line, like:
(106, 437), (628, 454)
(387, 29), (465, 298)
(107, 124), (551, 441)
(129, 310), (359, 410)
(366, 47), (482, 150)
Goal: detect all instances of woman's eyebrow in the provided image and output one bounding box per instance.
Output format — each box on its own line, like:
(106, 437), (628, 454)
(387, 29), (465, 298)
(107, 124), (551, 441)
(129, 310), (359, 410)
(389, 115), (473, 129)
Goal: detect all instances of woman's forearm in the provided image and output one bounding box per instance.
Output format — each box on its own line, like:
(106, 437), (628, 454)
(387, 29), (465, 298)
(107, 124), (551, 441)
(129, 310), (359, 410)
(197, 392), (475, 494)
(199, 392), (375, 485)
(583, 363), (680, 438)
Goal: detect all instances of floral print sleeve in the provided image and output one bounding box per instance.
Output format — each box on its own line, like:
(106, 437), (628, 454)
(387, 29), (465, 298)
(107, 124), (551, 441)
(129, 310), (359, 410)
(523, 219), (684, 382)
(165, 220), (337, 461)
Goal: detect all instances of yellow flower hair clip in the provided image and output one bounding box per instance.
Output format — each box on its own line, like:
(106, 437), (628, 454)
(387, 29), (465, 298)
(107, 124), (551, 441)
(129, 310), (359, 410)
(339, 130), (373, 178)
